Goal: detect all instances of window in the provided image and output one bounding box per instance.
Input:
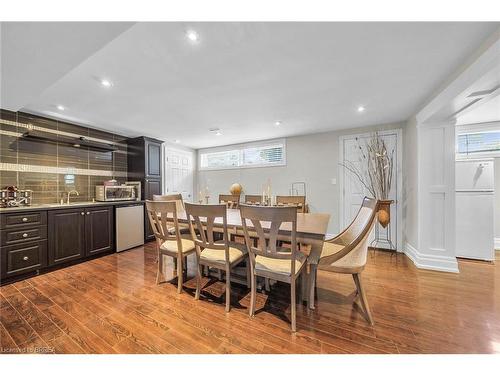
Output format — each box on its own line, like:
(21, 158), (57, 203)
(199, 139), (286, 170)
(457, 130), (500, 157)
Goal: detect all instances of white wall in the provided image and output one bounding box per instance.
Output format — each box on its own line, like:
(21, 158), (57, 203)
(495, 158), (500, 247)
(197, 122), (404, 235)
(403, 116), (418, 249)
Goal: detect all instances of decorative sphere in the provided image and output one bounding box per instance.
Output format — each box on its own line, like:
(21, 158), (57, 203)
(230, 183), (243, 195)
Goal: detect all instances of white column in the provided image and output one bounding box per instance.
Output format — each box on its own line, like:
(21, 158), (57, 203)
(405, 121), (458, 272)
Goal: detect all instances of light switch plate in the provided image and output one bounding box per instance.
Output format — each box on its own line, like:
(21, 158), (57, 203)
(331, 178), (337, 185)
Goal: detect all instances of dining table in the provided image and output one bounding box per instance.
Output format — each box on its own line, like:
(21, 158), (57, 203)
(166, 208), (331, 309)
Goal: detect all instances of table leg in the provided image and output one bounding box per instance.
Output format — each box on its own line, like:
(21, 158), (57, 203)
(308, 264), (317, 310)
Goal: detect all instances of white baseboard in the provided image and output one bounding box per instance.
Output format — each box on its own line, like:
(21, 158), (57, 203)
(495, 238), (500, 250)
(404, 243), (459, 273)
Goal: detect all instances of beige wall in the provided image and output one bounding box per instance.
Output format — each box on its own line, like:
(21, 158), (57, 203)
(197, 122), (404, 235)
(495, 158), (500, 243)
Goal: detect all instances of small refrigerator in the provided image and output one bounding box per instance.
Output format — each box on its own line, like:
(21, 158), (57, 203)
(116, 204), (145, 252)
(455, 159), (495, 261)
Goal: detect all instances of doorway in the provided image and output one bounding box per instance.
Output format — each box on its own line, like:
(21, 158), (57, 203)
(164, 147), (194, 202)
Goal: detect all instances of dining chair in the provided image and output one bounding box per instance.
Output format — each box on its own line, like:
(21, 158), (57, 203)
(145, 200), (196, 293)
(218, 194), (240, 209)
(318, 196), (379, 325)
(240, 205), (306, 332)
(276, 195), (306, 213)
(185, 203), (249, 312)
(153, 193), (189, 234)
(244, 194), (263, 205)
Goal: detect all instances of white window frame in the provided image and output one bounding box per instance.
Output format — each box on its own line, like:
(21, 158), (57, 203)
(456, 121), (500, 160)
(198, 138), (287, 171)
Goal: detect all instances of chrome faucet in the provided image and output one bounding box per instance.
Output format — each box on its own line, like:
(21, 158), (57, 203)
(67, 190), (79, 204)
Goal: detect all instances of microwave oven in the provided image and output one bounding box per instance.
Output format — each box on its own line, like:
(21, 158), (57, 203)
(95, 185), (136, 202)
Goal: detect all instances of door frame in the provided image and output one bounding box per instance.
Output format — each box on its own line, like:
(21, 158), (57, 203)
(338, 128), (403, 251)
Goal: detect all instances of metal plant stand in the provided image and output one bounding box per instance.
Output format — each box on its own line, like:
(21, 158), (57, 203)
(370, 221), (397, 260)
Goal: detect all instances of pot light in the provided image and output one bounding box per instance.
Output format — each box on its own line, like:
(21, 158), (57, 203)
(215, 131), (222, 136)
(56, 105), (65, 111)
(357, 106), (365, 113)
(186, 30), (199, 43)
(100, 79), (113, 88)
(275, 121), (282, 126)
(174, 139), (181, 144)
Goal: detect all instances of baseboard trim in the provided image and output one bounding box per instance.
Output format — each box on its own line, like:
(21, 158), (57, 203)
(404, 243), (459, 273)
(495, 238), (500, 250)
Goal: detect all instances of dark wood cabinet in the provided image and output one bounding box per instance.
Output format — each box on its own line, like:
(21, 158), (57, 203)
(1, 241), (47, 279)
(85, 206), (114, 256)
(127, 136), (164, 241)
(48, 208), (86, 266)
(48, 206), (114, 266)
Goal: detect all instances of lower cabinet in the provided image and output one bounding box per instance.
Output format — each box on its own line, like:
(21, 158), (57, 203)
(1, 241), (47, 279)
(144, 178), (161, 240)
(48, 206), (114, 266)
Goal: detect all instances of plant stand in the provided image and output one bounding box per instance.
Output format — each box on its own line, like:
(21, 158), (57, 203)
(370, 221), (397, 260)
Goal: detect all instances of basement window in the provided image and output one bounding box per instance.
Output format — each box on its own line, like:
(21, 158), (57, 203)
(199, 139), (286, 170)
(457, 131), (500, 157)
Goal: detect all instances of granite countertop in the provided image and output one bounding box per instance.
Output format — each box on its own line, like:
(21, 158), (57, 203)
(0, 200), (145, 214)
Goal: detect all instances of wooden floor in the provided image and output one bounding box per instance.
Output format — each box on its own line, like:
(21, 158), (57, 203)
(1, 243), (499, 354)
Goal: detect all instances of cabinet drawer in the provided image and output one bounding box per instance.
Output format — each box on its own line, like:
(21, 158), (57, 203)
(1, 241), (47, 278)
(1, 225), (47, 246)
(0, 211), (47, 229)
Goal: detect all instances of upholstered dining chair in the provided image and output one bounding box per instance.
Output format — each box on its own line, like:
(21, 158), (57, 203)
(244, 194), (263, 205)
(145, 200), (196, 293)
(276, 195), (306, 213)
(185, 203), (249, 312)
(219, 194), (240, 209)
(240, 205), (306, 332)
(153, 194), (189, 234)
(318, 196), (379, 325)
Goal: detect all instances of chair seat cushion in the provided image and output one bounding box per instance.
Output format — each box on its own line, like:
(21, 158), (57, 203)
(160, 238), (196, 253)
(200, 242), (246, 264)
(255, 253), (305, 276)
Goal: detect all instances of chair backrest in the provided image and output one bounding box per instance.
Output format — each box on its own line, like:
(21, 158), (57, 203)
(184, 203), (230, 261)
(145, 200), (182, 249)
(219, 194), (240, 209)
(239, 205), (299, 274)
(244, 194), (263, 205)
(276, 195), (306, 213)
(153, 193), (185, 211)
(320, 197), (379, 266)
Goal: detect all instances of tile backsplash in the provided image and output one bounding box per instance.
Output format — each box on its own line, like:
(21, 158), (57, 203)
(0, 109), (129, 204)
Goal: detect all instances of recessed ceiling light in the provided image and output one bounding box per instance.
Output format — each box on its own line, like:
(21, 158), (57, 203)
(100, 79), (113, 88)
(174, 139), (181, 144)
(275, 121), (282, 126)
(186, 30), (199, 43)
(357, 106), (365, 112)
(56, 105), (65, 111)
(215, 131), (222, 136)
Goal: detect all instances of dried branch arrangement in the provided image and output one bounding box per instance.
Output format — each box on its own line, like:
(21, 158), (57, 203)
(341, 133), (394, 200)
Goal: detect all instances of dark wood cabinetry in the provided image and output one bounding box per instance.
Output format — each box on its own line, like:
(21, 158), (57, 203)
(127, 136), (164, 241)
(48, 206), (114, 266)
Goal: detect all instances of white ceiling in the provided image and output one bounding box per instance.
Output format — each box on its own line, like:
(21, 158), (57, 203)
(2, 22), (499, 149)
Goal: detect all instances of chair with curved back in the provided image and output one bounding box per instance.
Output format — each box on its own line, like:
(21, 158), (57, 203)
(145, 200), (196, 293)
(218, 194), (240, 209)
(185, 203), (249, 312)
(318, 196), (379, 325)
(240, 205), (306, 332)
(276, 195), (306, 213)
(244, 194), (263, 205)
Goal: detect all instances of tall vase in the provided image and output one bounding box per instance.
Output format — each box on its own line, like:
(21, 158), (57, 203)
(377, 199), (393, 228)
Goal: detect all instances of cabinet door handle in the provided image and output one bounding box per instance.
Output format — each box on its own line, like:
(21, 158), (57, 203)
(22, 217), (28, 222)
(23, 256), (29, 261)
(81, 212), (85, 215)
(22, 233), (28, 238)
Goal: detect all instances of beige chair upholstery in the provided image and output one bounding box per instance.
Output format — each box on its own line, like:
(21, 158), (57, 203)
(240, 204), (305, 332)
(319, 197), (379, 325)
(146, 200), (196, 293)
(185, 203), (250, 312)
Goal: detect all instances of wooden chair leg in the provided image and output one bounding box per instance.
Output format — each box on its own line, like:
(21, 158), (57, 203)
(291, 278), (297, 332)
(249, 275), (256, 317)
(308, 264), (317, 309)
(156, 253), (163, 285)
(195, 260), (202, 300)
(183, 256), (188, 275)
(264, 278), (270, 292)
(353, 273), (374, 325)
(173, 257), (178, 276)
(225, 267), (231, 312)
(246, 260), (251, 288)
(177, 256), (183, 294)
(218, 269), (223, 281)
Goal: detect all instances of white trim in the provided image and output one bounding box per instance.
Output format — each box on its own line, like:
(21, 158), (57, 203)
(405, 242), (459, 273)
(338, 128), (403, 250)
(495, 238), (500, 250)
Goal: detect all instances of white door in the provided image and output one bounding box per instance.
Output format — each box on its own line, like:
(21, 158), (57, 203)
(165, 148), (194, 202)
(339, 130), (402, 251)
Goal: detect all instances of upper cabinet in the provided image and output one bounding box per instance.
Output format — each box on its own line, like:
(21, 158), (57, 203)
(145, 139), (162, 178)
